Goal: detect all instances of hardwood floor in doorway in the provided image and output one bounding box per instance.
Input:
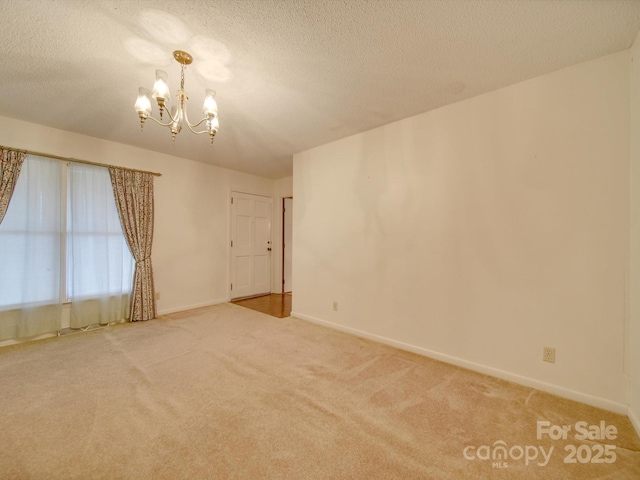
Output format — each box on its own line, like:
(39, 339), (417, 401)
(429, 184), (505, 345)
(231, 293), (292, 318)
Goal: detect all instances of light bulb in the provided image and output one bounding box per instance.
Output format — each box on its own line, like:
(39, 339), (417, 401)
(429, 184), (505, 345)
(134, 87), (152, 116)
(209, 116), (219, 133)
(202, 89), (218, 117)
(151, 70), (171, 103)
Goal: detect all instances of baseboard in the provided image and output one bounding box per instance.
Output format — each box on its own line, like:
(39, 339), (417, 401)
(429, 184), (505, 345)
(158, 298), (229, 316)
(0, 299), (230, 349)
(0, 332), (58, 349)
(291, 311), (628, 415)
(629, 406), (640, 438)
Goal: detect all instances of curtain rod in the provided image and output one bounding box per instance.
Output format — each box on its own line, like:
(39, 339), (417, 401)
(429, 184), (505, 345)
(1, 145), (162, 177)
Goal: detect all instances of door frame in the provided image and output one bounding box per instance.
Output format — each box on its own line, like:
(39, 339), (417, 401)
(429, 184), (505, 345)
(282, 196), (293, 294)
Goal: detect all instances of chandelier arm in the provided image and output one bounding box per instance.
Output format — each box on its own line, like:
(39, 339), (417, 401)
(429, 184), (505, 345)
(162, 106), (180, 124)
(185, 128), (213, 136)
(145, 115), (176, 128)
(181, 103), (210, 134)
(185, 119), (212, 135)
(186, 117), (209, 130)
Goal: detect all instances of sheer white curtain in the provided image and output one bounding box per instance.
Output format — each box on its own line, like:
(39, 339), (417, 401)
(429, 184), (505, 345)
(67, 163), (134, 328)
(0, 157), (134, 340)
(0, 155), (62, 340)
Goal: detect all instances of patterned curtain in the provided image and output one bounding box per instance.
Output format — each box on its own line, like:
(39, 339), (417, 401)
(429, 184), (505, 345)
(109, 167), (156, 322)
(0, 149), (26, 224)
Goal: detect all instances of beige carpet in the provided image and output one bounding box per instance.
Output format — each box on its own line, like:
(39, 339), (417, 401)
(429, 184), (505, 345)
(0, 303), (639, 479)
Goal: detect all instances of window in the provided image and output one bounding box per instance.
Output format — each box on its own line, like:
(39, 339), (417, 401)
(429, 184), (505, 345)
(67, 163), (134, 299)
(0, 155), (134, 340)
(0, 155), (62, 309)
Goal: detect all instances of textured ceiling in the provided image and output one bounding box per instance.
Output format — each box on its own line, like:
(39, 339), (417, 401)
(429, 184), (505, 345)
(0, 0), (639, 179)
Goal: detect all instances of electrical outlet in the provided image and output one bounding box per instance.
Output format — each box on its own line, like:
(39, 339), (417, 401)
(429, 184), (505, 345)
(332, 301), (338, 311)
(155, 292), (161, 301)
(543, 346), (556, 363)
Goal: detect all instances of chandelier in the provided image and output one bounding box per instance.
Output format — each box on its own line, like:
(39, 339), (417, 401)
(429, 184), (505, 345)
(134, 50), (219, 144)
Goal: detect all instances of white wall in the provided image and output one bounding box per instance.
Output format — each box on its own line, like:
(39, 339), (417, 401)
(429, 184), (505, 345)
(293, 51), (630, 412)
(0, 115), (276, 316)
(629, 30), (640, 431)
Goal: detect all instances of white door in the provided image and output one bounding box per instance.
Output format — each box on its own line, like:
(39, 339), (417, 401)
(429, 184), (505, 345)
(230, 192), (272, 299)
(283, 197), (293, 293)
